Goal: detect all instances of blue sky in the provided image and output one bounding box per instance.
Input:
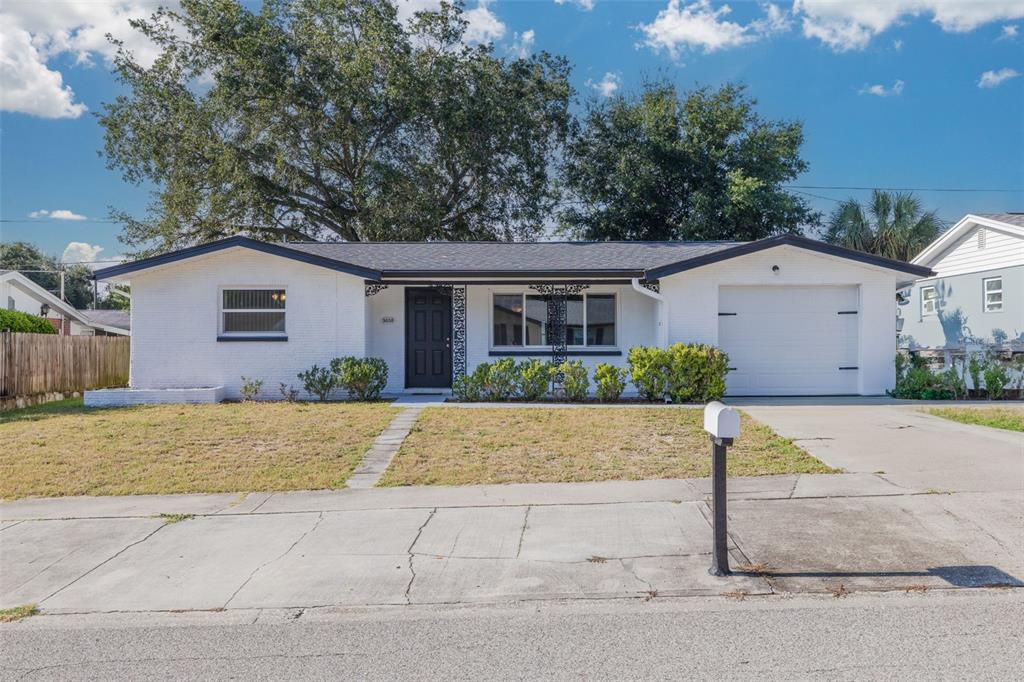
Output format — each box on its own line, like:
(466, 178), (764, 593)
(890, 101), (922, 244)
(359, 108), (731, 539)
(1, 0), (1022, 265)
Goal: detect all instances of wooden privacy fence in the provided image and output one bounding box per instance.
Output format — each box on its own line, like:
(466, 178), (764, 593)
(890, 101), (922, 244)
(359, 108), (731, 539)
(0, 332), (130, 397)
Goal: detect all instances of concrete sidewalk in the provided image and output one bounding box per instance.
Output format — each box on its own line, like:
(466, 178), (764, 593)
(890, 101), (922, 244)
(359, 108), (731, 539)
(2, 474), (1021, 614)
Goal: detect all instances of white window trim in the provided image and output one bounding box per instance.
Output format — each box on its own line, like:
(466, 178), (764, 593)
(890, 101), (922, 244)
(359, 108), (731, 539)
(218, 286), (288, 337)
(982, 276), (1003, 313)
(489, 290), (619, 351)
(920, 285), (937, 317)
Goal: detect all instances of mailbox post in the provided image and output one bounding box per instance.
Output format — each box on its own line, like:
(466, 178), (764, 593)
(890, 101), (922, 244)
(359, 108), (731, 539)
(704, 401), (740, 577)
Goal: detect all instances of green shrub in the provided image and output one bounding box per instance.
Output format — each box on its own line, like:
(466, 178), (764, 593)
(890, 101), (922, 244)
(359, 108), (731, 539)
(0, 309), (56, 334)
(968, 354), (984, 394)
(518, 359), (553, 401)
(331, 356), (389, 400)
(628, 344), (728, 403)
(452, 360), (519, 401)
(453, 364), (488, 401)
(594, 363), (628, 402)
(485, 358), (519, 401)
(890, 354), (955, 400)
(239, 376), (263, 401)
(982, 360), (1010, 400)
(664, 343), (728, 403)
(627, 346), (669, 401)
(555, 360), (589, 401)
(297, 364), (335, 401)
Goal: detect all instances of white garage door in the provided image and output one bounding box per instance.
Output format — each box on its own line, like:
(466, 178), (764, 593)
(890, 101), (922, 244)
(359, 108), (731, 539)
(718, 286), (859, 396)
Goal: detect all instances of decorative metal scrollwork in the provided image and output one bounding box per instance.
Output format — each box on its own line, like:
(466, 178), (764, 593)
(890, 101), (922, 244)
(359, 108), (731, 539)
(364, 283), (389, 297)
(640, 280), (660, 293)
(451, 286), (467, 382)
(528, 284), (590, 385)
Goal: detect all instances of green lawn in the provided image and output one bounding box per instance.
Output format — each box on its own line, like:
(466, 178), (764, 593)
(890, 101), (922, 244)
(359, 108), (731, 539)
(925, 407), (1024, 433)
(1, 399), (398, 499)
(378, 407), (836, 486)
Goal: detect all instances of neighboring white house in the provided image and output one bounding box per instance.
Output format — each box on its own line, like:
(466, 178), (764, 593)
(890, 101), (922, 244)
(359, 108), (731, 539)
(92, 234), (931, 400)
(0, 270), (128, 336)
(900, 213), (1024, 350)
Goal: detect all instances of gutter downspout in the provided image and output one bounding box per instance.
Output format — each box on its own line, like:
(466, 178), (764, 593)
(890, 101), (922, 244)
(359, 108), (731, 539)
(631, 278), (668, 348)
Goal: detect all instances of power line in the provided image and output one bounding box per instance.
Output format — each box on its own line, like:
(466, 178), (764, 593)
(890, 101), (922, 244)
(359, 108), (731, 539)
(784, 185), (1022, 193)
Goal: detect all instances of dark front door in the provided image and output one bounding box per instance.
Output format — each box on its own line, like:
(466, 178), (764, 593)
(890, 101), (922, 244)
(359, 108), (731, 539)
(405, 288), (452, 388)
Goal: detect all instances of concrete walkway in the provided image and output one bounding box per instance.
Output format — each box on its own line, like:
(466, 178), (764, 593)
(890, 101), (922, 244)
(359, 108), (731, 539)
(2, 403), (1021, 614)
(345, 405), (424, 488)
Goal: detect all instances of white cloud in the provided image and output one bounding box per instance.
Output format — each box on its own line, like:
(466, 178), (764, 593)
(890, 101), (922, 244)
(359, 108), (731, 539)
(978, 67), (1020, 88)
(588, 72), (622, 97)
(892, 38), (903, 50)
(638, 1), (790, 59)
(795, 1), (1024, 52)
(999, 24), (1018, 40)
(859, 79), (905, 97)
(508, 29), (535, 58)
(463, 0), (507, 44)
(555, 0), (596, 10)
(61, 242), (104, 263)
(0, 24), (87, 119)
(0, 1), (177, 119)
(29, 209), (88, 220)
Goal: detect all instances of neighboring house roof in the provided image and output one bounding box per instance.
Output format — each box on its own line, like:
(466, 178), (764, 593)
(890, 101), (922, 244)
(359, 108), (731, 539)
(912, 213), (1024, 267)
(0, 271), (129, 335)
(974, 213), (1024, 228)
(94, 233), (933, 282)
(80, 309), (130, 332)
(1, 270), (83, 321)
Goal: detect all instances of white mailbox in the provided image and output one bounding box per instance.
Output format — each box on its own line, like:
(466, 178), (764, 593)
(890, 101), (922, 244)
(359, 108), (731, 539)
(703, 401), (740, 441)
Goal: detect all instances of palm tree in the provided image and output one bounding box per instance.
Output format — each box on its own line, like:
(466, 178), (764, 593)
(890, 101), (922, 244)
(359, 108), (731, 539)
(822, 190), (942, 262)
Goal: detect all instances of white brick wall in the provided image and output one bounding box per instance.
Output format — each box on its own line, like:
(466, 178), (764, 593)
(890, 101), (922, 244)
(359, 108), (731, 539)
(660, 245), (898, 395)
(128, 247), (366, 400)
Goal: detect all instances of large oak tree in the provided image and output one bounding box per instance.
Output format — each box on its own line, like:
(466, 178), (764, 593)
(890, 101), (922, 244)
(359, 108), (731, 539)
(558, 83), (819, 241)
(101, 0), (571, 252)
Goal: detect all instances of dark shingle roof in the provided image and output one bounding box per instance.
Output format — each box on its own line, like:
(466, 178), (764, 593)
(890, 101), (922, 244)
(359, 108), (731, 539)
(976, 213), (1024, 228)
(93, 234), (934, 281)
(278, 241), (740, 275)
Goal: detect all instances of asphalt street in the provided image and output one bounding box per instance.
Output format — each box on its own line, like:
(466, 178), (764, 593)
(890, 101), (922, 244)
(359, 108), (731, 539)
(2, 590), (1022, 680)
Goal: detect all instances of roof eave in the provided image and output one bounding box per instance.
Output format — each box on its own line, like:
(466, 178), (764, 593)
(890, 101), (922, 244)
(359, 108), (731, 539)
(645, 234), (934, 280)
(93, 236), (383, 281)
(379, 269), (646, 279)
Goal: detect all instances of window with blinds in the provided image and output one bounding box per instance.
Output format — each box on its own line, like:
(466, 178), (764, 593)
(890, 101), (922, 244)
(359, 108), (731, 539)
(220, 289), (286, 336)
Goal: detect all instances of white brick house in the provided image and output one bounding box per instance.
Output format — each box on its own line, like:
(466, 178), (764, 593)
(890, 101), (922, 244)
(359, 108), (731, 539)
(92, 235), (931, 400)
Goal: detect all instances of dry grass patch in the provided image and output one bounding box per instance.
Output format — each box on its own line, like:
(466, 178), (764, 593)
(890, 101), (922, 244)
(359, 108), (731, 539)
(0, 399), (398, 499)
(379, 407), (835, 486)
(0, 604), (38, 623)
(925, 407), (1024, 433)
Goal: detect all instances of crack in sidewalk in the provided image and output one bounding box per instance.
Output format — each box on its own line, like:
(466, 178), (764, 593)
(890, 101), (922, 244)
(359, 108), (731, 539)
(38, 522), (168, 606)
(223, 512), (325, 609)
(404, 508), (437, 604)
(515, 506), (531, 558)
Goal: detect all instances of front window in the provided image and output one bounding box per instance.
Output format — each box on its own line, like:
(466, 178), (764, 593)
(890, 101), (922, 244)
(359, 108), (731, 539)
(220, 288), (286, 336)
(920, 286), (937, 316)
(983, 277), (1003, 312)
(492, 293), (616, 347)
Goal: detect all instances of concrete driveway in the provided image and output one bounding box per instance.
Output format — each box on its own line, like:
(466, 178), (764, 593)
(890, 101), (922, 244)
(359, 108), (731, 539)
(2, 402), (1021, 613)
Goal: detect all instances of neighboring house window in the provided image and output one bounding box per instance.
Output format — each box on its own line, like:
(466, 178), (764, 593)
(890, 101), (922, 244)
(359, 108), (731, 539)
(492, 293), (616, 347)
(220, 288), (286, 336)
(983, 277), (1003, 312)
(920, 286), (937, 316)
